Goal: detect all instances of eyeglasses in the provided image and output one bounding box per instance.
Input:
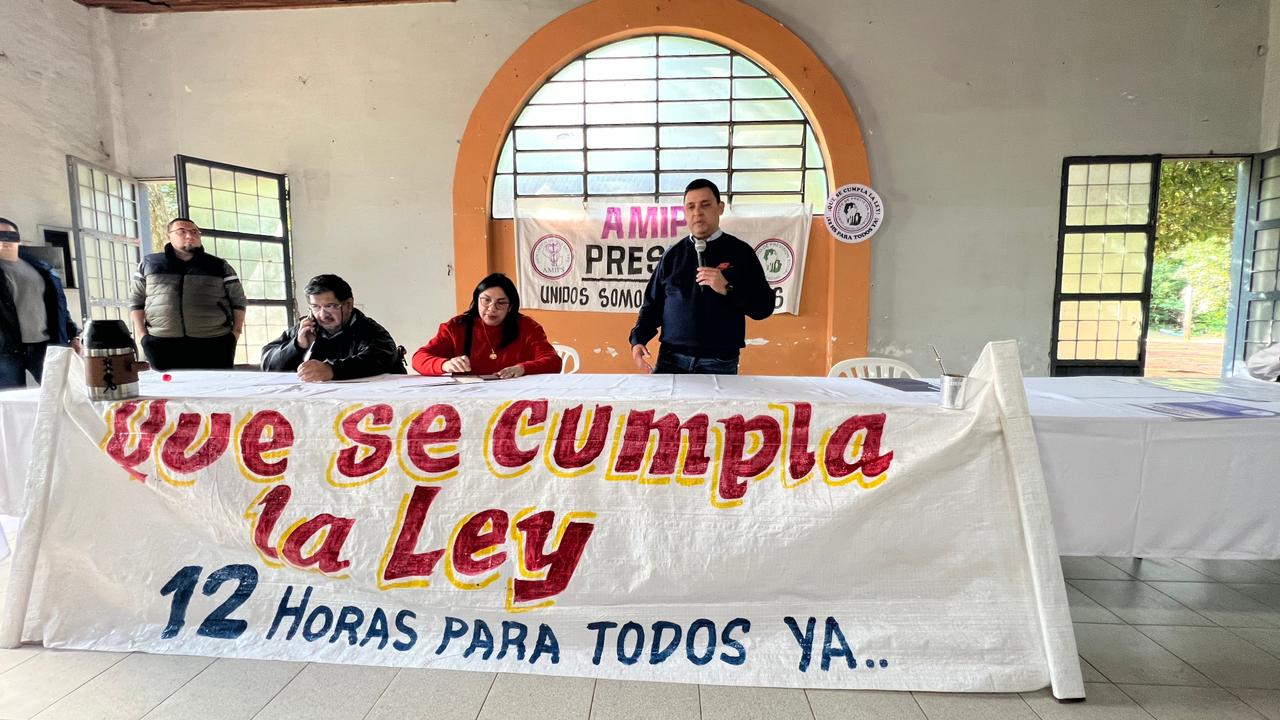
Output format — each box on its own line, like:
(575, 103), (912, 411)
(168, 227), (201, 236)
(309, 302), (347, 313)
(478, 297), (510, 310)
(0, 231), (20, 243)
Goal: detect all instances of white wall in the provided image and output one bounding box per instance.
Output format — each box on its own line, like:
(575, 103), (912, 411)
(760, 0), (1265, 372)
(0, 0), (1266, 373)
(106, 0), (574, 355)
(1263, 0), (1280, 148)
(0, 0), (128, 322)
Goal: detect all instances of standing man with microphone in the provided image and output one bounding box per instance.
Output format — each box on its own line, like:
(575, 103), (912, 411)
(629, 179), (774, 374)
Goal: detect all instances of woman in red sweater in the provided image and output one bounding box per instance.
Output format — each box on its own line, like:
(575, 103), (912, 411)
(413, 273), (562, 378)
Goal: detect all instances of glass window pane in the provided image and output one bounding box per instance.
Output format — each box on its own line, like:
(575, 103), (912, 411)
(733, 124), (803, 147)
(732, 171), (802, 192)
(530, 81), (584, 104)
(550, 60), (584, 82)
(258, 196), (281, 219)
(257, 176), (279, 198)
(516, 151), (585, 173)
(212, 189), (236, 212)
(660, 172), (727, 194)
(1261, 198), (1280, 222)
(659, 56), (731, 78)
(187, 185), (212, 209)
(190, 207), (214, 229)
(587, 126), (656, 149)
(806, 126), (825, 167)
(586, 36), (656, 58)
(234, 173), (257, 195)
(77, 164), (92, 187)
(733, 100), (804, 121)
(210, 167), (235, 191)
(238, 215), (261, 234)
(516, 104), (585, 127)
(1254, 249), (1278, 273)
(262, 243), (284, 262)
(732, 56), (766, 77)
(236, 192), (258, 214)
(586, 80), (656, 102)
(730, 193), (802, 205)
(658, 36), (729, 56)
(492, 175), (514, 218)
(733, 147), (804, 169)
(660, 148), (728, 171)
(1259, 177), (1280, 201)
(587, 173), (656, 195)
(214, 211), (237, 233)
(659, 101), (730, 123)
(497, 137), (515, 173)
(517, 174), (585, 196)
(585, 57), (656, 80)
(514, 127), (584, 151)
(588, 150), (655, 172)
(185, 163), (210, 187)
(659, 78), (730, 101)
(804, 169), (828, 211)
(587, 102), (657, 124)
(660, 125), (729, 147)
(733, 78), (787, 99)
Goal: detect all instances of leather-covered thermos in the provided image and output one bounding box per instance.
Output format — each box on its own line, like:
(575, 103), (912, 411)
(83, 320), (150, 400)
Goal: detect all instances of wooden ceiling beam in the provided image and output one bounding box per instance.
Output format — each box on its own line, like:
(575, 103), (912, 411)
(75, 0), (454, 13)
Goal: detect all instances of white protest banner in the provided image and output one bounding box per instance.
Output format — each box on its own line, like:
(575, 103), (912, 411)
(517, 203), (810, 315)
(2, 344), (1083, 698)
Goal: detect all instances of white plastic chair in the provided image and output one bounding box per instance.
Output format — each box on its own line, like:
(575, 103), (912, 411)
(828, 357), (921, 379)
(552, 343), (580, 374)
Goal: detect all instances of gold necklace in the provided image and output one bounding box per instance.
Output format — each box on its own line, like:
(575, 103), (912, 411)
(478, 322), (498, 360)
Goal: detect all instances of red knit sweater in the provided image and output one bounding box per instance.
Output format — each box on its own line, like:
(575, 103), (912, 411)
(412, 314), (562, 376)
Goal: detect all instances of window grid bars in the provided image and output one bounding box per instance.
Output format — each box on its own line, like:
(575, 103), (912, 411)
(494, 35), (826, 215)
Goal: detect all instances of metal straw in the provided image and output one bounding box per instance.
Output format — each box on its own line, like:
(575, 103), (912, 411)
(929, 344), (946, 376)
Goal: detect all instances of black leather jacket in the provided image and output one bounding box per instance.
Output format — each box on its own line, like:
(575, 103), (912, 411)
(260, 308), (405, 379)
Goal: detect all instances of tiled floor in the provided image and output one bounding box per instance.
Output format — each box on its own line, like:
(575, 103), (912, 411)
(1, 553), (1279, 719)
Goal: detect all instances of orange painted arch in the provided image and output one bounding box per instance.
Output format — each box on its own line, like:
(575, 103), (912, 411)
(452, 0), (871, 375)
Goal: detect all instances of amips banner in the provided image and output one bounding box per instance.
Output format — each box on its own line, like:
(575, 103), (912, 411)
(516, 203), (810, 315)
(2, 344), (1083, 698)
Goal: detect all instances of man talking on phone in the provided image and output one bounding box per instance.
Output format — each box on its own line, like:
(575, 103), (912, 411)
(261, 274), (404, 381)
(628, 178), (774, 374)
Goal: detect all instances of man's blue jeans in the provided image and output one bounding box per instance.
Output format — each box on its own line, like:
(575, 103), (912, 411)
(653, 348), (739, 375)
(0, 342), (49, 389)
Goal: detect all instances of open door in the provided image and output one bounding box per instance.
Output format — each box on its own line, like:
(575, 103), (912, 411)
(1050, 156), (1160, 376)
(1226, 149), (1280, 375)
(175, 155), (294, 367)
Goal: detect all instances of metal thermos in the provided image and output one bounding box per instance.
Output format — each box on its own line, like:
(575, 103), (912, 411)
(83, 320), (149, 400)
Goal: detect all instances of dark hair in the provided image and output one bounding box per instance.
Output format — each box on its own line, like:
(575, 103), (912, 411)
(304, 274), (353, 302)
(0, 217), (17, 235)
(684, 178), (722, 204)
(463, 272), (521, 350)
(166, 217), (197, 232)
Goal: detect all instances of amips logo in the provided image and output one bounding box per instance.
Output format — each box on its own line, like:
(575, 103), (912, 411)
(530, 233), (574, 280)
(824, 184), (884, 244)
(754, 239), (795, 285)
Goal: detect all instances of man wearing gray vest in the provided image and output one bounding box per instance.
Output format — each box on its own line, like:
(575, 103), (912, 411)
(130, 217), (247, 370)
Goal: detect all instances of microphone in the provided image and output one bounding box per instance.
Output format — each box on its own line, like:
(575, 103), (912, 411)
(693, 237), (707, 292)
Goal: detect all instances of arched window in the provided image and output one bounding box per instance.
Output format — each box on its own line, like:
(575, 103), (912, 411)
(491, 35), (828, 218)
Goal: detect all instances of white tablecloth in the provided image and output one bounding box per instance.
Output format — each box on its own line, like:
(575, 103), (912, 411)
(2, 371), (1278, 558)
